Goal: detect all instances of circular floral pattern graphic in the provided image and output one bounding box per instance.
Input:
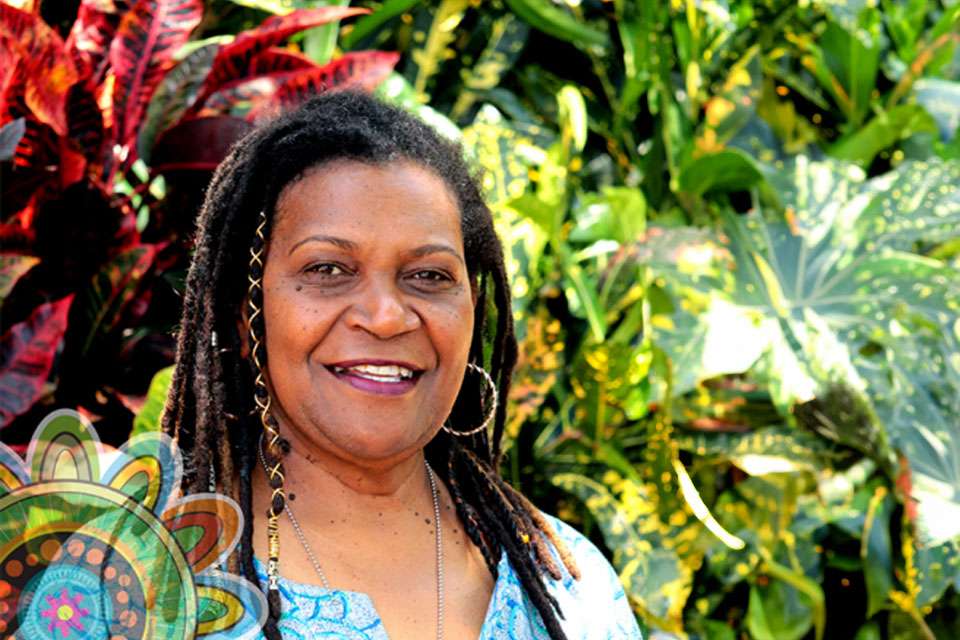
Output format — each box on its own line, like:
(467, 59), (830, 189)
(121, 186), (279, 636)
(0, 410), (266, 639)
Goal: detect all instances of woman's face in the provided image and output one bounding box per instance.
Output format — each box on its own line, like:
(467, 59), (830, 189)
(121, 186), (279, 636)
(259, 159), (474, 465)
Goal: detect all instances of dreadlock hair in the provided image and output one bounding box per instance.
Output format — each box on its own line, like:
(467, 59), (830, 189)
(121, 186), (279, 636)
(162, 89), (579, 639)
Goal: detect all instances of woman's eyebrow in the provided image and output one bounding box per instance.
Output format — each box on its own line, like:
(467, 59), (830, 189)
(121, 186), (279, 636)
(288, 234), (357, 255)
(409, 243), (465, 265)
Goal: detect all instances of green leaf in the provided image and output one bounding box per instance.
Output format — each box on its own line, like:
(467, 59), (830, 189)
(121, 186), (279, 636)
(801, 16), (881, 127)
(410, 0), (470, 98)
(862, 487), (895, 617)
(551, 472), (692, 632)
(341, 0), (420, 50)
(676, 426), (836, 475)
(224, 0), (301, 14)
(77, 245), (157, 358)
(829, 105), (938, 168)
(570, 186), (646, 245)
(557, 85), (587, 155)
(914, 79), (960, 143)
(376, 73), (461, 142)
(451, 16), (529, 120)
(677, 149), (764, 196)
(139, 42), (220, 164)
(132, 366), (174, 437)
(560, 248), (606, 342)
(747, 581), (814, 640)
(301, 0), (351, 64)
(503, 0), (608, 49)
(853, 159), (960, 252)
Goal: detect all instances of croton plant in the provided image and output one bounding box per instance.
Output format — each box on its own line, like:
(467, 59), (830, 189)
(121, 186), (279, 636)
(0, 0), (398, 446)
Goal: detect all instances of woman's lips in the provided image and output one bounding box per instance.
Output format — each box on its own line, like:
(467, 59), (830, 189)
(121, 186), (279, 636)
(325, 365), (422, 396)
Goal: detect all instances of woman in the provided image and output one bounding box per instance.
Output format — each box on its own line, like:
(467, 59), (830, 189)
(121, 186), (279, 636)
(163, 90), (641, 639)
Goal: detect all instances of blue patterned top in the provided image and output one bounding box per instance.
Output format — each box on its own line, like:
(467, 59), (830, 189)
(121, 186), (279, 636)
(254, 515), (642, 639)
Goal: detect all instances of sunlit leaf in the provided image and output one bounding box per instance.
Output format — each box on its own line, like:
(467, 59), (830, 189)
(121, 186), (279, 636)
(552, 472), (693, 633)
(0, 254), (38, 302)
(132, 365), (173, 437)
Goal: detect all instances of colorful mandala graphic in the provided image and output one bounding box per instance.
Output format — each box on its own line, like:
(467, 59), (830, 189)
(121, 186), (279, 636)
(0, 409), (267, 639)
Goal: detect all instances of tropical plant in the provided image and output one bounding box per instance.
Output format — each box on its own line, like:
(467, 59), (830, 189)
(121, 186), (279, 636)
(0, 0), (396, 441)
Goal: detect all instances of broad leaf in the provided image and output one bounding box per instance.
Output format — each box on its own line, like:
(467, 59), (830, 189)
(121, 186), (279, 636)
(0, 3), (79, 135)
(678, 149), (764, 196)
(137, 41), (219, 163)
(747, 581), (814, 640)
(193, 6), (368, 109)
(503, 0), (608, 49)
(66, 83), (104, 165)
(66, 0), (123, 81)
(552, 472), (693, 633)
(0, 117), (25, 161)
(830, 105), (938, 167)
(150, 116), (252, 172)
(0, 254), (40, 308)
(449, 15), (529, 120)
(132, 365), (173, 436)
(75, 244), (157, 358)
(0, 295), (74, 427)
(251, 51), (399, 120)
(798, 14), (881, 127)
(248, 47), (316, 75)
(914, 79), (960, 142)
(0, 254), (38, 302)
(108, 0), (203, 166)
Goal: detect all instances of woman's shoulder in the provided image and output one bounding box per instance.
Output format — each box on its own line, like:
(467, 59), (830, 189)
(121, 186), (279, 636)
(538, 512), (644, 639)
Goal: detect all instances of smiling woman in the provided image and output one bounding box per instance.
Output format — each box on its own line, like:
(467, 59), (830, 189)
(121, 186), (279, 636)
(163, 91), (641, 640)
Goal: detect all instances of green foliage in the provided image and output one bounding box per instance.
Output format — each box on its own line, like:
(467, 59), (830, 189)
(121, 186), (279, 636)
(4, 0), (960, 638)
(355, 0), (960, 637)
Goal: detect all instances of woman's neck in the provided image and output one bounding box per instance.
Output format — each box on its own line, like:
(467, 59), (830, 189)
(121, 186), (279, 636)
(253, 428), (435, 534)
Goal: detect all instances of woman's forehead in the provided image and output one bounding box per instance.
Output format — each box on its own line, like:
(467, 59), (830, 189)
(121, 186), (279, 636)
(270, 159), (465, 254)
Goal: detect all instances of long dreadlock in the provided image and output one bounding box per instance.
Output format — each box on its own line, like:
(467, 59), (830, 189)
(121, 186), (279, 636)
(162, 90), (579, 639)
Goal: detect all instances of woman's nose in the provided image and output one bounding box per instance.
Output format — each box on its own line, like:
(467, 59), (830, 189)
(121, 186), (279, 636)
(346, 278), (420, 338)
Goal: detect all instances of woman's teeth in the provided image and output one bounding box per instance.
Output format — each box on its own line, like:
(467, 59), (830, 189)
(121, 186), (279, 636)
(332, 364), (415, 382)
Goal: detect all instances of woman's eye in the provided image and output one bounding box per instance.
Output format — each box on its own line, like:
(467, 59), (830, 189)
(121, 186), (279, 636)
(410, 270), (453, 283)
(305, 263), (348, 277)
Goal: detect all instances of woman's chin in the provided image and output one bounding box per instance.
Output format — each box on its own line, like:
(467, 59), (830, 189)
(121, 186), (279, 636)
(318, 426), (429, 465)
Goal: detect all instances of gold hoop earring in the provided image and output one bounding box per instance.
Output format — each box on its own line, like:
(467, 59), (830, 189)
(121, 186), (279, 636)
(442, 363), (498, 437)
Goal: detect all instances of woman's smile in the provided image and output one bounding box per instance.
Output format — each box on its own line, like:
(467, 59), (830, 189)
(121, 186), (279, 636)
(324, 359), (425, 396)
(260, 159), (475, 461)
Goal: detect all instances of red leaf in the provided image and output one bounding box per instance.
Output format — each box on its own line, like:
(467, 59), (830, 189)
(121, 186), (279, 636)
(200, 71), (300, 117)
(0, 295), (74, 427)
(151, 116), (252, 172)
(66, 83), (105, 165)
(108, 0), (203, 166)
(253, 51), (399, 120)
(66, 1), (124, 82)
(0, 3), (79, 135)
(3, 116), (61, 215)
(0, 222), (35, 253)
(249, 47), (316, 74)
(197, 49), (317, 117)
(192, 6), (367, 110)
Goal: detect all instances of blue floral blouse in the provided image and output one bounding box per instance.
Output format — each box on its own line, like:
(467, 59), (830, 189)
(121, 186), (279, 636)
(254, 515), (642, 639)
